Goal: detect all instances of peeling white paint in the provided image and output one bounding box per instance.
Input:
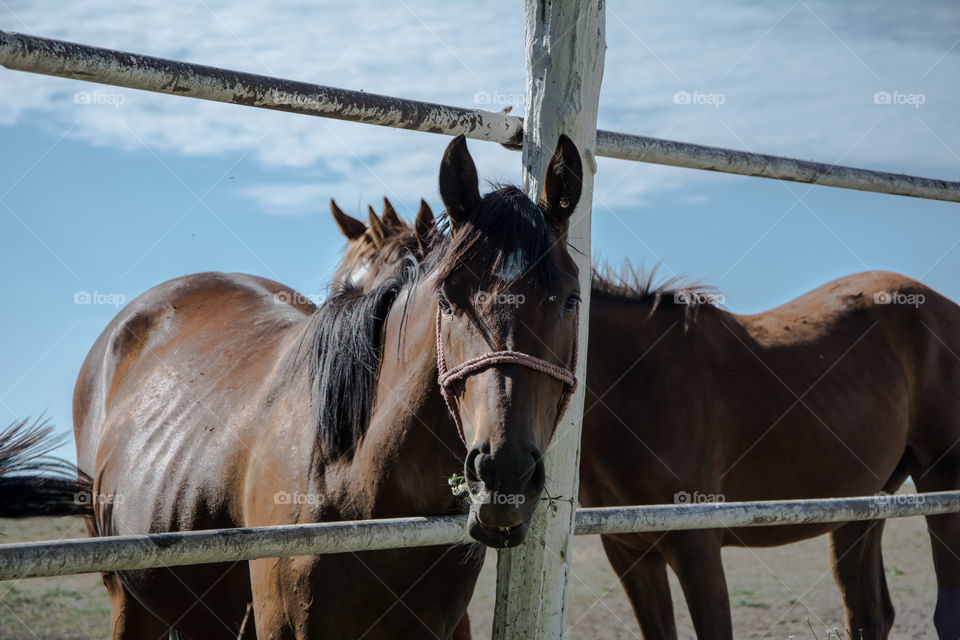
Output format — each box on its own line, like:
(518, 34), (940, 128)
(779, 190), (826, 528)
(2, 30), (957, 202)
(492, 3), (606, 638)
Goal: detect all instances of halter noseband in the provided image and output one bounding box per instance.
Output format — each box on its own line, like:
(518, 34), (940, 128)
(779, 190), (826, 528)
(435, 306), (579, 444)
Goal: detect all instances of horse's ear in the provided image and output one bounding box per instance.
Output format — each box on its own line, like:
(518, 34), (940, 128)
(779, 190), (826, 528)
(439, 135), (479, 229)
(381, 197), (405, 231)
(415, 199), (435, 256)
(367, 205), (388, 248)
(330, 199), (366, 240)
(539, 134), (583, 237)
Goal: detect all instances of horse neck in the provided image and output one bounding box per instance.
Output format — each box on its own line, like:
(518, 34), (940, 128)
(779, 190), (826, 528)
(344, 283), (464, 518)
(590, 294), (735, 364)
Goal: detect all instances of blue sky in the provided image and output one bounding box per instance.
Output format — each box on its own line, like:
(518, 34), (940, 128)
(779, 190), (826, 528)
(1, 0), (958, 464)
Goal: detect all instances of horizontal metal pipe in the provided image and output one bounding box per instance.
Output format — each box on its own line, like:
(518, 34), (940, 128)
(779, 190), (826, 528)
(0, 515), (471, 581)
(2, 30), (958, 202)
(594, 131), (960, 202)
(573, 490), (960, 535)
(0, 30), (523, 146)
(2, 491), (958, 580)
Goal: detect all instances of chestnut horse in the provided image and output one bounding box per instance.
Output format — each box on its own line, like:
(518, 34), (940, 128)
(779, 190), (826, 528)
(73, 134), (584, 639)
(334, 208), (960, 639)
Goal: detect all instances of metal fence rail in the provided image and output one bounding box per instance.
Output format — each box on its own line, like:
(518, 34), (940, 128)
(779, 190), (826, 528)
(3, 491), (958, 581)
(2, 29), (959, 203)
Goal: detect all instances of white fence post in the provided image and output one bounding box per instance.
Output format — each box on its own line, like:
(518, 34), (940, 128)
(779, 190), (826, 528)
(492, 2), (605, 638)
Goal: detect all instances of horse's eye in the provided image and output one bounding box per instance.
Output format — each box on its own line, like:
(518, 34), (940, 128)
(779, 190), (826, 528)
(438, 297), (453, 315)
(563, 294), (580, 313)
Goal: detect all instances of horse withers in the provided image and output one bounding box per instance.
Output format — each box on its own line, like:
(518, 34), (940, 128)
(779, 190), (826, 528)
(72, 134), (584, 639)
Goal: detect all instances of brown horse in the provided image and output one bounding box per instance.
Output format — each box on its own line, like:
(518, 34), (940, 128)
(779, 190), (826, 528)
(330, 196), (434, 291)
(72, 134), (584, 639)
(582, 268), (960, 640)
(334, 210), (960, 639)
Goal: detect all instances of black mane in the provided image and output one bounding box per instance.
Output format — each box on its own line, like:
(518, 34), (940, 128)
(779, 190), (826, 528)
(433, 185), (564, 297)
(298, 259), (419, 456)
(592, 262), (723, 328)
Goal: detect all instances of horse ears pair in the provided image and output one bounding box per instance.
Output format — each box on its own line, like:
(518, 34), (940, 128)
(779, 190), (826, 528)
(330, 197), (435, 254)
(439, 134), (583, 238)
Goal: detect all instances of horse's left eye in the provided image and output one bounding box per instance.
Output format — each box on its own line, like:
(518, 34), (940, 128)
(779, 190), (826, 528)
(563, 295), (580, 313)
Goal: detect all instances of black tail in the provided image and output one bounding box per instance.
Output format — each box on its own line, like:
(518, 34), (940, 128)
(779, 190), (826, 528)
(0, 417), (92, 518)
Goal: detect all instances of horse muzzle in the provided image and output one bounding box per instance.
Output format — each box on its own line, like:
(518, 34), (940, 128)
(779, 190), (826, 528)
(467, 509), (529, 548)
(463, 445), (545, 547)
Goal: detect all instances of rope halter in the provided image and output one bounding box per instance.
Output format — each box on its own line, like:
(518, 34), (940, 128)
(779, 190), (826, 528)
(435, 306), (579, 444)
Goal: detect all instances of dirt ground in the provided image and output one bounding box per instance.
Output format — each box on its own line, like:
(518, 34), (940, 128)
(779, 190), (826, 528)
(0, 506), (939, 639)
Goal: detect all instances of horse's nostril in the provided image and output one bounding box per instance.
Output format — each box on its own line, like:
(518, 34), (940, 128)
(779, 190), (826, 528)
(465, 448), (481, 483)
(467, 444), (545, 494)
(531, 456), (545, 489)
(475, 451), (496, 487)
(518, 453), (537, 486)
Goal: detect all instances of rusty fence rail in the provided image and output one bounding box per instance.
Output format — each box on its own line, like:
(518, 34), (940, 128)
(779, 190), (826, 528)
(2, 30), (959, 203)
(2, 491), (959, 581)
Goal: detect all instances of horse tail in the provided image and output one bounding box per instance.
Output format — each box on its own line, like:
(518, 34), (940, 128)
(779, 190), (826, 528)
(0, 417), (92, 518)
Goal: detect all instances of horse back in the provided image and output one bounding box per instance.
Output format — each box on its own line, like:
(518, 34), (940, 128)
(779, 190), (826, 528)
(72, 271), (315, 535)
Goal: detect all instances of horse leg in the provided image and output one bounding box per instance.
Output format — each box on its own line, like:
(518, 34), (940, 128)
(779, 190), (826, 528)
(600, 534), (677, 639)
(102, 571), (171, 640)
(828, 519), (894, 639)
(909, 447), (960, 639)
(660, 531), (732, 640)
(452, 612), (471, 640)
(828, 458), (908, 639)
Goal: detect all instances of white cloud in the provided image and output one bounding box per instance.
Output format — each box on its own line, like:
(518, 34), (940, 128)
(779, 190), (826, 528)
(2, 0), (957, 213)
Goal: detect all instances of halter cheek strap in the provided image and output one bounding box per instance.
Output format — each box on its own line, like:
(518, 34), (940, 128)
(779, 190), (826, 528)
(435, 306), (579, 444)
